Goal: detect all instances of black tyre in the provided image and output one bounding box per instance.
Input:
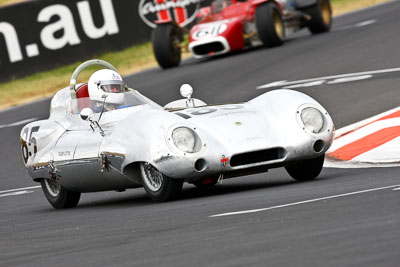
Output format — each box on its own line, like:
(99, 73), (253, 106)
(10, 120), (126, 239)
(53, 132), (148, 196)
(301, 0), (332, 34)
(152, 23), (182, 69)
(40, 179), (81, 209)
(255, 2), (285, 47)
(285, 154), (325, 181)
(140, 162), (183, 201)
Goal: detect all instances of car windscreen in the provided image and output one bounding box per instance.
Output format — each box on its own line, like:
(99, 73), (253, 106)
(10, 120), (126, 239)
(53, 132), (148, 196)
(69, 90), (151, 114)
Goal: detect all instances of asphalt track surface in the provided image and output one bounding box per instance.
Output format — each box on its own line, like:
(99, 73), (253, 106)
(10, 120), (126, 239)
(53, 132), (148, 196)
(1, 1), (400, 266)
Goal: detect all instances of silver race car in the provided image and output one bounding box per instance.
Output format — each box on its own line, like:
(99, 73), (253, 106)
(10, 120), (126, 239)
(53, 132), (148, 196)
(20, 59), (334, 209)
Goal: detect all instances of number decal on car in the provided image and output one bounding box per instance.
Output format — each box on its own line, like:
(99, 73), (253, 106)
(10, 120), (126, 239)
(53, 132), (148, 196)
(192, 23), (227, 40)
(21, 126), (40, 164)
(191, 108), (218, 115)
(191, 105), (244, 116)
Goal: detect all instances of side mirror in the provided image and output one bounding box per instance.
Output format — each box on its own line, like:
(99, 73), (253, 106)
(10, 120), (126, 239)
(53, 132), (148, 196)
(80, 108), (94, 121)
(180, 84), (193, 99)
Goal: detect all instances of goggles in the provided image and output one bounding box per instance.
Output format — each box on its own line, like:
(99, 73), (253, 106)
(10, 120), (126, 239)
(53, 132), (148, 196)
(98, 80), (124, 93)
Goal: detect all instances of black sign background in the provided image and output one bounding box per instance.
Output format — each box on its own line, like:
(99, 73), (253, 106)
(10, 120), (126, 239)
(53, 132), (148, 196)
(0, 0), (152, 82)
(0, 0), (216, 82)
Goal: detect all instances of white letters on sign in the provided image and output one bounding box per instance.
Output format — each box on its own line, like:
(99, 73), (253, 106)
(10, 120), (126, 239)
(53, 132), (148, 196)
(0, 0), (120, 64)
(77, 0), (119, 39)
(38, 4), (81, 50)
(0, 22), (23, 63)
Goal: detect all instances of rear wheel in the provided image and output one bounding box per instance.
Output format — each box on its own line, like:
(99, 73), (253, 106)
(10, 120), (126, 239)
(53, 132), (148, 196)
(285, 154), (325, 181)
(40, 179), (81, 209)
(255, 2), (285, 47)
(301, 0), (332, 34)
(140, 162), (183, 201)
(152, 23), (182, 68)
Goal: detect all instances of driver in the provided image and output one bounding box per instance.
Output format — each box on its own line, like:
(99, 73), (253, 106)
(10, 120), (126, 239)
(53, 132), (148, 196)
(212, 0), (229, 12)
(88, 69), (126, 112)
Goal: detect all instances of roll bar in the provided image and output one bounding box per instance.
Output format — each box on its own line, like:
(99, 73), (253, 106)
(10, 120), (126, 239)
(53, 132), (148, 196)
(69, 59), (119, 99)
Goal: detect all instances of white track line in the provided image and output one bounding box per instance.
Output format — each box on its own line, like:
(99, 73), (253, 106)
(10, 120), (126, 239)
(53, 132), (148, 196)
(210, 184), (400, 218)
(0, 185), (40, 194)
(0, 118), (37, 129)
(355, 19), (377, 27)
(256, 67), (400, 89)
(0, 190), (34, 198)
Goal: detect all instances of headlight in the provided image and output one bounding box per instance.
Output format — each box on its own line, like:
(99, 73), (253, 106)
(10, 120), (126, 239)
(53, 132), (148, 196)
(171, 127), (202, 153)
(301, 107), (325, 133)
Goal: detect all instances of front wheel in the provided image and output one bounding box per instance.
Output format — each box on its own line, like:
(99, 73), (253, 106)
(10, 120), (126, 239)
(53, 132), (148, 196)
(140, 162), (183, 201)
(255, 2), (285, 47)
(40, 179), (81, 209)
(285, 154), (325, 181)
(301, 0), (332, 34)
(152, 23), (182, 69)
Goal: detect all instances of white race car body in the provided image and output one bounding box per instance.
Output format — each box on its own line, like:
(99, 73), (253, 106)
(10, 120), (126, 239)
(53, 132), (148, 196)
(20, 60), (334, 207)
(22, 87), (333, 190)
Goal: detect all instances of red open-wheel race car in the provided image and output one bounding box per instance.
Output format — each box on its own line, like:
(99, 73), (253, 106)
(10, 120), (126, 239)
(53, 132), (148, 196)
(152, 0), (332, 68)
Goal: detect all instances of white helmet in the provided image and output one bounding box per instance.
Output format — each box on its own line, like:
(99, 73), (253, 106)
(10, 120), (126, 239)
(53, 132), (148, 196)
(88, 69), (125, 105)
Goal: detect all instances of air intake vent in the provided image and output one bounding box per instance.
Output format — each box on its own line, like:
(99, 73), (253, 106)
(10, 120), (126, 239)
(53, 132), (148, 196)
(192, 42), (225, 56)
(230, 148), (286, 167)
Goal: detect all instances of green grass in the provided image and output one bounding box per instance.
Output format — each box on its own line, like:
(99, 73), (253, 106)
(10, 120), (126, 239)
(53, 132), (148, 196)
(331, 0), (390, 14)
(0, 0), (391, 109)
(0, 0), (26, 7)
(0, 42), (162, 108)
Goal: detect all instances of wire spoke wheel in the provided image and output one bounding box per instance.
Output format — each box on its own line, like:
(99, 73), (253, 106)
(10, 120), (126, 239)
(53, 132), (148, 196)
(40, 178), (81, 209)
(140, 162), (183, 201)
(44, 178), (61, 197)
(140, 162), (164, 192)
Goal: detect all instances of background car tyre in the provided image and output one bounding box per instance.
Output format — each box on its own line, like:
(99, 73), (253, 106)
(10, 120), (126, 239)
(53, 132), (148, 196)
(40, 179), (81, 209)
(255, 2), (285, 47)
(140, 162), (183, 201)
(152, 23), (182, 69)
(285, 154), (325, 181)
(301, 0), (332, 34)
